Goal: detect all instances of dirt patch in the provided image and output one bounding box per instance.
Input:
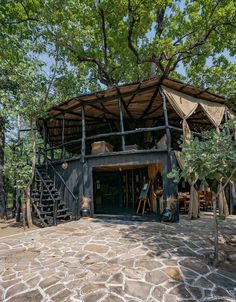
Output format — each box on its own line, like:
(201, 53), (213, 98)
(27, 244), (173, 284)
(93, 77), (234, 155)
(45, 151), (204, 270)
(5, 249), (40, 264)
(57, 226), (77, 232)
(0, 218), (38, 238)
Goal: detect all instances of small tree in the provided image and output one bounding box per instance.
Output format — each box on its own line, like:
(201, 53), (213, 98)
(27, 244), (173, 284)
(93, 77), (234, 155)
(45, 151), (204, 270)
(169, 122), (236, 264)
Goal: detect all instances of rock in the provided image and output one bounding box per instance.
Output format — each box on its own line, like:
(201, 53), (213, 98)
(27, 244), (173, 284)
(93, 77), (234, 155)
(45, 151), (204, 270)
(204, 289), (212, 298)
(180, 267), (199, 279)
(124, 280), (152, 300)
(0, 288), (3, 301)
(84, 244), (109, 253)
(39, 275), (60, 289)
(83, 291), (106, 302)
(5, 283), (28, 299)
(207, 273), (236, 289)
(162, 259), (178, 266)
(146, 270), (168, 284)
(152, 285), (166, 300)
(1, 278), (22, 289)
(122, 267), (145, 280)
(81, 283), (106, 294)
(175, 247), (198, 257)
(7, 290), (43, 302)
(162, 267), (183, 281)
(187, 286), (203, 299)
(192, 277), (214, 289)
(164, 293), (177, 302)
(213, 287), (231, 297)
(26, 275), (41, 287)
(82, 254), (106, 265)
(109, 286), (124, 297)
(102, 294), (124, 302)
(110, 273), (123, 285)
(135, 259), (162, 270)
(1, 272), (17, 281)
(52, 289), (73, 302)
(45, 284), (66, 296)
(179, 259), (209, 274)
(169, 284), (191, 299)
(91, 273), (110, 283)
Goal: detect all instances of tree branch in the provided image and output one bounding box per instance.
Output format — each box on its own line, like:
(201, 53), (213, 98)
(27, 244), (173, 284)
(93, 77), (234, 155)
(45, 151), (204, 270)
(98, 6), (108, 66)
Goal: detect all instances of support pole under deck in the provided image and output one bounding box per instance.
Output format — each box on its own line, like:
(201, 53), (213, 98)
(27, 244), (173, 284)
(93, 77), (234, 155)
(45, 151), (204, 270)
(118, 98), (125, 151)
(62, 115), (65, 159)
(159, 87), (179, 221)
(81, 105), (86, 194)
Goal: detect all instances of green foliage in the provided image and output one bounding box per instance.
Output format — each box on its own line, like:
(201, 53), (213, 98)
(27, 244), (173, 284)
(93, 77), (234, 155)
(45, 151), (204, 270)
(168, 122), (236, 189)
(5, 133), (44, 191)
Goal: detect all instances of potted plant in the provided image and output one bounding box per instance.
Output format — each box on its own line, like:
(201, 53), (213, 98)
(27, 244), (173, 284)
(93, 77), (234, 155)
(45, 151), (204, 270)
(80, 196), (91, 218)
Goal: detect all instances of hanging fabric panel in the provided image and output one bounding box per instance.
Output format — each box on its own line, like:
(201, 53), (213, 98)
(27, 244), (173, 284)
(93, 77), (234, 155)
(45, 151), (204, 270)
(199, 100), (225, 128)
(182, 119), (191, 144)
(174, 151), (185, 171)
(161, 86), (198, 119)
(162, 85), (226, 127)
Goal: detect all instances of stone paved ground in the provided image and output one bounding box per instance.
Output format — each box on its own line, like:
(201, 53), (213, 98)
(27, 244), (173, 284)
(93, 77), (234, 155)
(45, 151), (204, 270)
(0, 214), (236, 302)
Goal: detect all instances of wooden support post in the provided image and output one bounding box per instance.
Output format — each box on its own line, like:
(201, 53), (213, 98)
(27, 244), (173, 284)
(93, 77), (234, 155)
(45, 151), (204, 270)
(62, 115), (65, 158)
(159, 87), (179, 220)
(118, 98), (125, 151)
(81, 105), (86, 165)
(81, 105), (86, 198)
(159, 87), (172, 155)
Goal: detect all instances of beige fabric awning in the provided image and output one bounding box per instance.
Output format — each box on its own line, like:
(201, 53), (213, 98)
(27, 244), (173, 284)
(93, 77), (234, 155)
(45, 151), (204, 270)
(162, 86), (198, 119)
(162, 85), (226, 127)
(199, 100), (225, 127)
(182, 119), (191, 144)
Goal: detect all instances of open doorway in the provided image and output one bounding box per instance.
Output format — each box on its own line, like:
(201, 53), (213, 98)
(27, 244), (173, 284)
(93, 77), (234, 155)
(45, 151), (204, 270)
(93, 165), (148, 215)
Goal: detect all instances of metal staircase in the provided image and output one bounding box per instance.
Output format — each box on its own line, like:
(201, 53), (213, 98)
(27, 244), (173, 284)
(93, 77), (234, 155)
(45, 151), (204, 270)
(31, 167), (72, 227)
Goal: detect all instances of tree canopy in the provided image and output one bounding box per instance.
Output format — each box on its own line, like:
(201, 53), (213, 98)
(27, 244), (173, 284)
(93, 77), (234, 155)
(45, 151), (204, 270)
(1, 0), (236, 100)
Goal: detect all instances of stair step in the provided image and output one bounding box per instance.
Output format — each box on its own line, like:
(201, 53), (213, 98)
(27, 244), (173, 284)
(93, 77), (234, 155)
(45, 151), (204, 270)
(36, 203), (66, 208)
(57, 214), (72, 219)
(39, 208), (70, 215)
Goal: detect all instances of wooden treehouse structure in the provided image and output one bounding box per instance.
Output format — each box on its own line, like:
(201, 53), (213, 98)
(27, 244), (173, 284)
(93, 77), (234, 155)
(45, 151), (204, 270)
(32, 77), (235, 226)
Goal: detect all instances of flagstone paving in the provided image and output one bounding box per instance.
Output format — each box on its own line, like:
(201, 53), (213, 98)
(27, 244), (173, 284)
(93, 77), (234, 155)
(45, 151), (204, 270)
(0, 214), (236, 302)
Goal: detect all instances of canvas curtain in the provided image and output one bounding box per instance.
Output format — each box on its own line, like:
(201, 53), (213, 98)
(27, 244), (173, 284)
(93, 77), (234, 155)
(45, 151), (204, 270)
(199, 100), (225, 128)
(182, 118), (191, 144)
(162, 86), (198, 119)
(162, 86), (226, 128)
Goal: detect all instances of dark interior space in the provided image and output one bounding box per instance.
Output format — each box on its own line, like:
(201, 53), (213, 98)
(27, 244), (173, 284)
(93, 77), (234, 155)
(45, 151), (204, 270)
(93, 166), (148, 215)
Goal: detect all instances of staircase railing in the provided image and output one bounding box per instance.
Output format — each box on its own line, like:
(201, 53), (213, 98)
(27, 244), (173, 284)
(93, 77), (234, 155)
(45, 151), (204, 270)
(48, 161), (79, 219)
(35, 166), (58, 225)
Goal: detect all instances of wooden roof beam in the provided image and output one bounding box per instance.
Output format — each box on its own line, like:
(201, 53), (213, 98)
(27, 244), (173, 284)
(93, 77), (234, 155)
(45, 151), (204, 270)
(50, 82), (158, 117)
(139, 86), (159, 119)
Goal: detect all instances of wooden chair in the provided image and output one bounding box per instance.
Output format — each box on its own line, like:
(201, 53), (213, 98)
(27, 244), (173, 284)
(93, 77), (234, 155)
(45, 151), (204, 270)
(205, 191), (213, 211)
(198, 191), (206, 210)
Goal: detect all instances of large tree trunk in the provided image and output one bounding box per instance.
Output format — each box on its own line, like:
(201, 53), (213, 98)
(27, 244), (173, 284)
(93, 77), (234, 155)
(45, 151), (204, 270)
(218, 182), (229, 216)
(24, 117), (36, 228)
(0, 116), (6, 219)
(188, 182), (199, 219)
